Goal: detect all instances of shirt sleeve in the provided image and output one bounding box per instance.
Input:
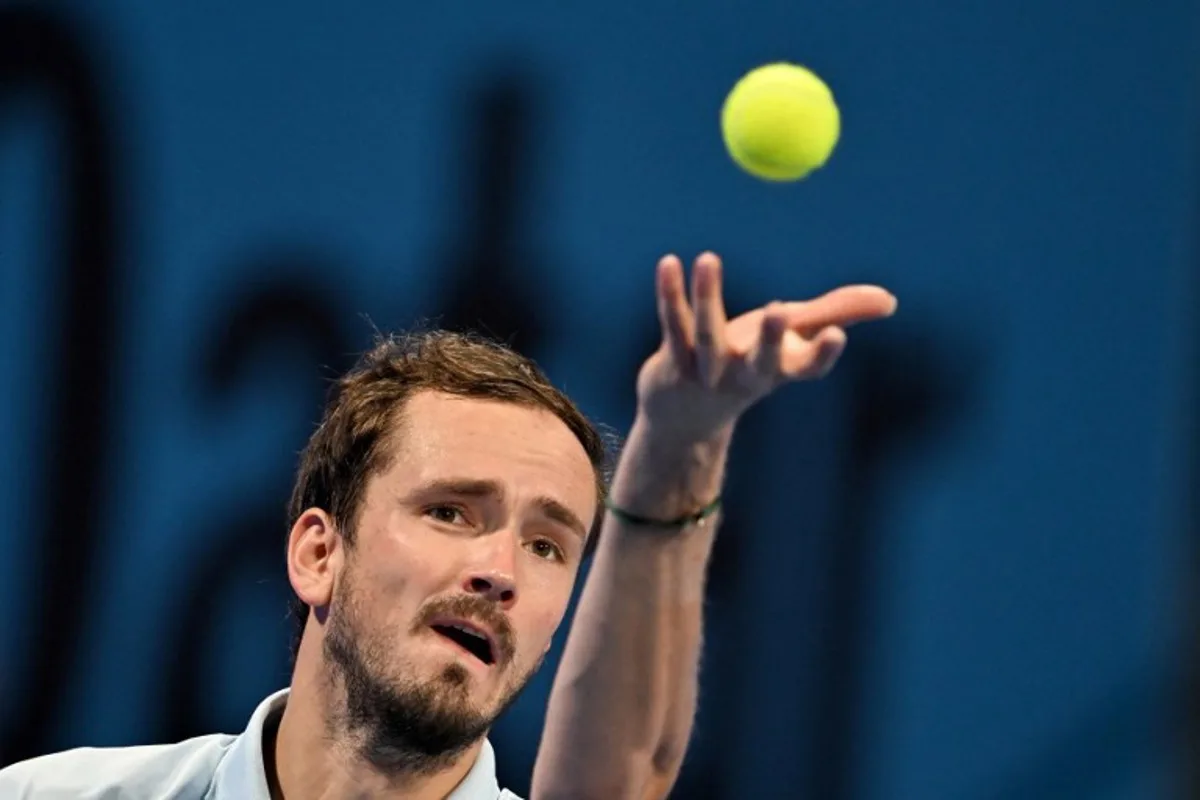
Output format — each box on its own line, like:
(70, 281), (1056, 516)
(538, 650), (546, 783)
(0, 738), (232, 799)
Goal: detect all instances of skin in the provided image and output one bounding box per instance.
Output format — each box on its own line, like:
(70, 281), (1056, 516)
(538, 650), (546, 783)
(275, 391), (598, 800)
(532, 252), (897, 799)
(270, 250), (897, 800)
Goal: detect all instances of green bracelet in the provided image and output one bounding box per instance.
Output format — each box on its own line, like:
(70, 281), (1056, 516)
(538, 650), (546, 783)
(603, 496), (723, 529)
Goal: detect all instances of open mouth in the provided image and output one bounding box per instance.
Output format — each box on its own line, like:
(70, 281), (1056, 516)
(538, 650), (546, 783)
(430, 622), (496, 666)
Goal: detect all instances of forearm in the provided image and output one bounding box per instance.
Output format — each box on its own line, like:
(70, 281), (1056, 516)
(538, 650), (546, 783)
(532, 415), (727, 800)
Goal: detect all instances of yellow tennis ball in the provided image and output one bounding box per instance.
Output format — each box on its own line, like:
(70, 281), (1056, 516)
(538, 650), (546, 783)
(721, 63), (841, 181)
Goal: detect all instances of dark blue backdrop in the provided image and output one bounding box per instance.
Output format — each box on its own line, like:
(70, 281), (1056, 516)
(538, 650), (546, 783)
(1, 1), (1197, 797)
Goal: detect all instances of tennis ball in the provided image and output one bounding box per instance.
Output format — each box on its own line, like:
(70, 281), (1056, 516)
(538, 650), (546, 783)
(721, 62), (841, 181)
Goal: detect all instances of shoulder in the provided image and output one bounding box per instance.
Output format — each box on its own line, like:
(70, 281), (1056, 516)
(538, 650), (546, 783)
(0, 733), (237, 799)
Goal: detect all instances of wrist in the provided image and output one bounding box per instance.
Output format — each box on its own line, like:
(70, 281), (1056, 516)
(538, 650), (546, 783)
(606, 414), (733, 522)
(603, 494), (723, 530)
(632, 406), (737, 452)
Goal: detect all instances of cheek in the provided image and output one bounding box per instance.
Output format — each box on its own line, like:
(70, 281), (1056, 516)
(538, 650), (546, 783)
(518, 611), (563, 662)
(347, 538), (450, 628)
(357, 514), (460, 591)
(516, 576), (576, 652)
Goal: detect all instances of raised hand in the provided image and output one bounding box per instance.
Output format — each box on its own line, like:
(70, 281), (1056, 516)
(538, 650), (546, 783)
(636, 251), (897, 439)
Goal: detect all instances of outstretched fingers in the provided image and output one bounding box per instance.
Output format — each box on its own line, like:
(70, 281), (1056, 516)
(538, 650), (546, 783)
(799, 326), (848, 379)
(780, 285), (897, 336)
(655, 254), (694, 366)
(691, 252), (729, 386)
(751, 302), (788, 378)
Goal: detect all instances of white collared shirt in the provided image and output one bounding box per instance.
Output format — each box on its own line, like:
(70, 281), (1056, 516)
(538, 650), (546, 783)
(0, 689), (521, 799)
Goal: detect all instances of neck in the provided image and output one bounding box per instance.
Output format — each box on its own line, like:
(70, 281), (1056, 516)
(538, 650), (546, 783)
(269, 637), (484, 800)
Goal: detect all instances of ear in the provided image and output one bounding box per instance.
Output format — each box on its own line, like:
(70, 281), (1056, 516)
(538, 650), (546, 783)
(287, 508), (342, 613)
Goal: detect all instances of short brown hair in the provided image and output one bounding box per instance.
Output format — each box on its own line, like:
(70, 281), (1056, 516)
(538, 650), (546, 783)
(286, 329), (614, 656)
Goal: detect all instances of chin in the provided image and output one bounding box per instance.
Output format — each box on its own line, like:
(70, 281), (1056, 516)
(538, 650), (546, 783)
(436, 661), (472, 688)
(426, 660), (494, 702)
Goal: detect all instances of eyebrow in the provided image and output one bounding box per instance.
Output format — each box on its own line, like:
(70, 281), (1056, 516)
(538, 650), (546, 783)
(413, 477), (589, 542)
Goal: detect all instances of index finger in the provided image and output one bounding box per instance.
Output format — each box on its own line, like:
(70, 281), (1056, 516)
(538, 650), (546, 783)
(656, 254), (695, 363)
(780, 285), (897, 334)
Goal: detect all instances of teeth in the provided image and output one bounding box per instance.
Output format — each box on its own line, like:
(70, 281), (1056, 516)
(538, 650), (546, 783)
(451, 624), (485, 641)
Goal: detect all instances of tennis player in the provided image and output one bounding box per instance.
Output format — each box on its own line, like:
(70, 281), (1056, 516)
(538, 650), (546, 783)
(0, 253), (895, 799)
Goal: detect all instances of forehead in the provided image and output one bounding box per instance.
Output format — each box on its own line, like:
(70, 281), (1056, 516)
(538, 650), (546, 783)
(378, 390), (597, 508)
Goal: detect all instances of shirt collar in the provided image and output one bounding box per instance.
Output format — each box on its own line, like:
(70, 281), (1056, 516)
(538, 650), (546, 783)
(212, 689), (501, 799)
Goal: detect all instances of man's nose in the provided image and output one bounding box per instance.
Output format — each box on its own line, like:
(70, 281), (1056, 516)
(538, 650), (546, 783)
(463, 537), (519, 608)
(464, 571), (517, 608)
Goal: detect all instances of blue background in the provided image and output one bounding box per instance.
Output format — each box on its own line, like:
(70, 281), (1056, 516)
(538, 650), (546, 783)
(1, 1), (1197, 797)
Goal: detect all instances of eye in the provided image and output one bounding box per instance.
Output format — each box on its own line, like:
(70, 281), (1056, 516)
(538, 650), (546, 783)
(425, 505), (468, 526)
(526, 538), (566, 563)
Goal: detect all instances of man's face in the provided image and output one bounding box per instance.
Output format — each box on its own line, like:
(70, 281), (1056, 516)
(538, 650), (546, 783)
(318, 391), (596, 770)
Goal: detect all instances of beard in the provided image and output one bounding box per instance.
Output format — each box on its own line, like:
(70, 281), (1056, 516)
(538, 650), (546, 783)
(322, 573), (540, 780)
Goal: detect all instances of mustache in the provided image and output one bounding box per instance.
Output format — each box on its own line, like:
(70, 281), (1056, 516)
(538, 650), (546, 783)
(412, 594), (516, 666)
